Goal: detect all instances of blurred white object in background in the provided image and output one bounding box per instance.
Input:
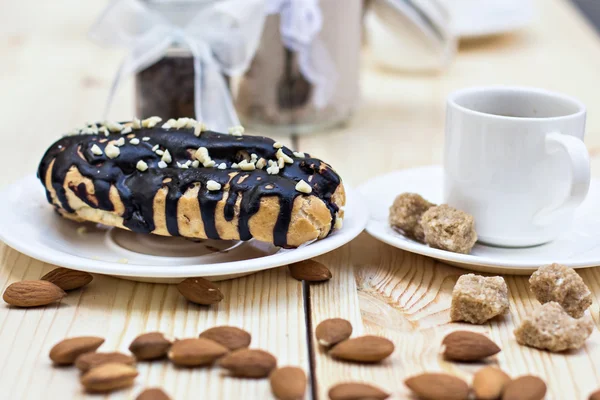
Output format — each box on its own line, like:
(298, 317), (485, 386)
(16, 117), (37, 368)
(365, 0), (457, 73)
(440, 0), (533, 38)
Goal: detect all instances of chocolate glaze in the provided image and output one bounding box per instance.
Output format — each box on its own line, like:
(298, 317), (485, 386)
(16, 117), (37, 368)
(37, 126), (342, 247)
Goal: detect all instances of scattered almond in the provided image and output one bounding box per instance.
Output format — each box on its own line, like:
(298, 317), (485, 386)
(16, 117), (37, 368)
(75, 352), (135, 372)
(473, 366), (511, 400)
(442, 331), (501, 362)
(199, 326), (251, 351)
(328, 382), (390, 400)
(218, 348), (277, 378)
(41, 267), (93, 291)
(502, 375), (546, 400)
(288, 260), (332, 282)
(270, 366), (307, 400)
(3, 280), (66, 307)
(129, 332), (172, 360)
(589, 390), (600, 400)
(329, 335), (394, 363)
(168, 338), (229, 367)
(177, 277), (224, 305)
(405, 373), (469, 400)
(315, 318), (352, 347)
(49, 336), (105, 365)
(80, 362), (138, 393)
(136, 387), (172, 400)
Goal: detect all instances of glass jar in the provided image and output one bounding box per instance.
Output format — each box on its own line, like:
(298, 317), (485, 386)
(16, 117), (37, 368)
(234, 0), (363, 135)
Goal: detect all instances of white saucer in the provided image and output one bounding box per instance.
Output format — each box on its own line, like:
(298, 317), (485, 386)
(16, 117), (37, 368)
(0, 175), (368, 283)
(358, 166), (600, 275)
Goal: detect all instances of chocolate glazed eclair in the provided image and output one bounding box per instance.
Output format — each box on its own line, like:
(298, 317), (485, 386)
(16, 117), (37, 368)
(37, 118), (345, 248)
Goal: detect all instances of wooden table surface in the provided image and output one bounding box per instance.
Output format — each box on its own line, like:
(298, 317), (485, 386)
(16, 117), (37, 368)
(2, 0), (600, 399)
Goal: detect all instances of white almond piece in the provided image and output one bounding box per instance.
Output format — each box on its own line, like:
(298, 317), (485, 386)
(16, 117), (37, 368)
(130, 138), (140, 145)
(161, 122), (172, 129)
(91, 144), (103, 156)
(228, 125), (245, 136)
(175, 117), (189, 129)
(293, 151), (305, 158)
(273, 142), (283, 149)
(203, 160), (216, 168)
(191, 160), (200, 168)
(105, 144), (120, 159)
(142, 116), (162, 128)
(256, 158), (266, 169)
(238, 160), (256, 171)
(136, 160), (148, 171)
(186, 118), (197, 129)
(231, 163), (239, 169)
(295, 180), (312, 194)
(152, 144), (159, 152)
(334, 217), (343, 230)
(155, 149), (164, 156)
(267, 165), (280, 175)
(276, 149), (293, 164)
(194, 147), (209, 163)
(158, 161), (167, 168)
(278, 157), (285, 169)
(206, 180), (222, 191)
(142, 137), (150, 141)
(217, 163), (227, 170)
(121, 126), (132, 135)
(114, 137), (125, 147)
(105, 121), (124, 132)
(132, 119), (142, 129)
(162, 150), (172, 164)
(194, 122), (207, 136)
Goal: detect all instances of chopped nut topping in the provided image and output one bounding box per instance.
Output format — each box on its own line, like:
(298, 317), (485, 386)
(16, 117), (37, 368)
(175, 117), (190, 129)
(105, 143), (120, 159)
(238, 160), (256, 171)
(105, 121), (124, 132)
(273, 142), (283, 149)
(295, 180), (312, 194)
(161, 150), (172, 164)
(152, 144), (159, 152)
(158, 160), (167, 168)
(130, 138), (140, 145)
(206, 180), (222, 191)
(185, 118), (197, 129)
(194, 147), (209, 163)
(251, 153), (258, 162)
(142, 137), (150, 141)
(267, 165), (280, 175)
(121, 126), (132, 135)
(132, 118), (142, 129)
(218, 163), (227, 170)
(228, 125), (245, 136)
(89, 124), (99, 135)
(293, 151), (305, 158)
(90, 144), (103, 156)
(155, 149), (164, 156)
(114, 137), (125, 147)
(142, 116), (162, 128)
(177, 162), (189, 169)
(194, 122), (207, 136)
(256, 158), (266, 169)
(191, 160), (200, 168)
(98, 126), (108, 136)
(136, 160), (148, 171)
(278, 157), (285, 169)
(231, 163), (239, 169)
(203, 160), (216, 168)
(276, 149), (294, 164)
(161, 121), (173, 129)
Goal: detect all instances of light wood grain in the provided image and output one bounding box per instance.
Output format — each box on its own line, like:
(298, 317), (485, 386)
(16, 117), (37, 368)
(300, 0), (600, 399)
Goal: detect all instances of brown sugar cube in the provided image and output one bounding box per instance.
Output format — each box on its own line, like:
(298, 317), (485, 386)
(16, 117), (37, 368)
(420, 204), (477, 254)
(529, 263), (592, 318)
(514, 301), (593, 352)
(389, 193), (435, 241)
(451, 274), (509, 324)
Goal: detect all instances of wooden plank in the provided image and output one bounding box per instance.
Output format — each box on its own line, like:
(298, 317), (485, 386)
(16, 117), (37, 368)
(300, 0), (600, 398)
(0, 243), (309, 399)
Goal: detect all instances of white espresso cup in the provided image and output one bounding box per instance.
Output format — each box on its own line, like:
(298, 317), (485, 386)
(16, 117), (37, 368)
(444, 86), (590, 247)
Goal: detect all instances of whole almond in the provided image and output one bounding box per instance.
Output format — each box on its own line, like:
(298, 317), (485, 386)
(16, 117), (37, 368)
(75, 352), (135, 372)
(136, 387), (172, 400)
(288, 260), (332, 282)
(502, 375), (546, 400)
(473, 366), (511, 400)
(168, 338), (229, 367)
(177, 277), (223, 305)
(41, 267), (93, 291)
(590, 390), (600, 400)
(199, 326), (251, 351)
(442, 331), (501, 362)
(218, 348), (277, 378)
(270, 366), (306, 400)
(80, 362), (138, 393)
(315, 318), (352, 347)
(329, 335), (394, 363)
(328, 382), (390, 400)
(405, 373), (469, 400)
(49, 336), (105, 365)
(3, 280), (66, 307)
(129, 332), (172, 360)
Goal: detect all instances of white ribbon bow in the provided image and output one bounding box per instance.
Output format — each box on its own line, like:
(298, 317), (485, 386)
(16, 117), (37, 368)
(90, 0), (266, 131)
(267, 0), (336, 108)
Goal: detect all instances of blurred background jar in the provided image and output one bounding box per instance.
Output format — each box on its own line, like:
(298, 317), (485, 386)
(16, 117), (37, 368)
(234, 0), (363, 135)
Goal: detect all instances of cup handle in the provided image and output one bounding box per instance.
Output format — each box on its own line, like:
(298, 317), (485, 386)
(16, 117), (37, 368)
(534, 132), (591, 225)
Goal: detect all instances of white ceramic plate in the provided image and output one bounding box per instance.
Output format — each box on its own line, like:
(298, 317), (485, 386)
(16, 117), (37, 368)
(440, 0), (533, 39)
(0, 175), (367, 282)
(358, 166), (600, 274)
